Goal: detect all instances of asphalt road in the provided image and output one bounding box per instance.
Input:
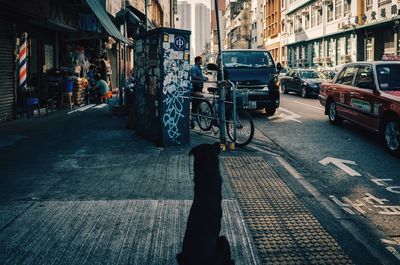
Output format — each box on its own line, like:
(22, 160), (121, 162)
(251, 92), (400, 256)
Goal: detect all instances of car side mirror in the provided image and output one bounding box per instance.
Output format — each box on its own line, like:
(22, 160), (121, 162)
(207, 63), (218, 71)
(276, 63), (283, 73)
(356, 81), (375, 90)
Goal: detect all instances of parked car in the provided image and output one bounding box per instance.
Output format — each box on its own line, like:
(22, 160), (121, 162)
(318, 69), (337, 81)
(319, 60), (400, 155)
(280, 69), (325, 98)
(213, 49), (281, 116)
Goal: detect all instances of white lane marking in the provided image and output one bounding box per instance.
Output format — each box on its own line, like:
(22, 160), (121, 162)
(93, 103), (108, 109)
(294, 100), (325, 111)
(319, 157), (361, 177)
(386, 246), (400, 261)
(276, 156), (302, 179)
(67, 104), (96, 115)
(274, 107), (302, 123)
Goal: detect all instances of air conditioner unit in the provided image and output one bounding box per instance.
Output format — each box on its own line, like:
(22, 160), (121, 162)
(322, 0), (332, 6)
(324, 57), (333, 63)
(302, 10), (310, 16)
(342, 23), (350, 29)
(313, 57), (322, 64)
(312, 4), (322, 11)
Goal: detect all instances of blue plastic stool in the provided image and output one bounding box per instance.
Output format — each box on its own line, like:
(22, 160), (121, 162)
(26, 97), (40, 118)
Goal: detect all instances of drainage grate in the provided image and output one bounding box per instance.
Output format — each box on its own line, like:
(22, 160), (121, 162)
(224, 156), (353, 265)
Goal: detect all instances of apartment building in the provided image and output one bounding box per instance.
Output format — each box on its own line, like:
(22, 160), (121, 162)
(210, 0), (226, 55)
(225, 0), (252, 49)
(176, 1), (191, 30)
(282, 0), (400, 68)
(194, 3), (211, 56)
(251, 0), (265, 49)
(265, 0), (283, 63)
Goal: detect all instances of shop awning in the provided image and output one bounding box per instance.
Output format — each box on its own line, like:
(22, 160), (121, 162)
(85, 0), (130, 43)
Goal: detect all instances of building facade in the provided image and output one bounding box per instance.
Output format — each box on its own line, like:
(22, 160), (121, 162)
(194, 3), (211, 56)
(282, 0), (400, 68)
(176, 1), (191, 30)
(210, 0), (226, 56)
(225, 0), (252, 49)
(251, 0), (265, 49)
(265, 0), (284, 63)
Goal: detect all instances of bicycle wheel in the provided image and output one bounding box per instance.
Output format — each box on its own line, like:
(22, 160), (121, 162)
(196, 99), (213, 131)
(226, 109), (254, 146)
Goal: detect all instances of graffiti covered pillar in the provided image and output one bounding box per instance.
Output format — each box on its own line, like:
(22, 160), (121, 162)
(134, 28), (191, 146)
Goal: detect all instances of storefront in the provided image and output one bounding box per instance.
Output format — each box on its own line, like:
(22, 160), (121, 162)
(0, 17), (15, 122)
(0, 0), (132, 121)
(286, 18), (400, 68)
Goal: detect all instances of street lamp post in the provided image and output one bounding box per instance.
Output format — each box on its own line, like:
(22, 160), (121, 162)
(214, 0), (226, 145)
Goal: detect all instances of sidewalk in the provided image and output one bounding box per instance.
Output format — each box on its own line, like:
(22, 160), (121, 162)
(0, 104), (375, 264)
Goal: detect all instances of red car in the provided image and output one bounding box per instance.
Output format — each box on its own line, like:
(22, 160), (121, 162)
(319, 60), (400, 155)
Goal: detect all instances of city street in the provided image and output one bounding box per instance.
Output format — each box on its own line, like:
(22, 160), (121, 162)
(250, 92), (400, 260)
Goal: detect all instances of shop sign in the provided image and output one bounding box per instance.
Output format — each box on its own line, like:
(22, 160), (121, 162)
(48, 1), (79, 30)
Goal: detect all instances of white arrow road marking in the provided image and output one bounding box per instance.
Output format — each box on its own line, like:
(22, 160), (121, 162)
(319, 157), (361, 176)
(271, 107), (302, 123)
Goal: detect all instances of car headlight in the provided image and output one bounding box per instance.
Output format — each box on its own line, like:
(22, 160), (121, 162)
(309, 83), (318, 88)
(262, 86), (269, 91)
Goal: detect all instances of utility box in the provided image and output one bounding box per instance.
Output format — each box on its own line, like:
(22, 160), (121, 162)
(134, 27), (191, 146)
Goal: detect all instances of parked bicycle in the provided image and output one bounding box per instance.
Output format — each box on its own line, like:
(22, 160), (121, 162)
(195, 80), (254, 146)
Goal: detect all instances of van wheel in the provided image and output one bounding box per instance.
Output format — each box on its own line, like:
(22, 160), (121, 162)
(265, 107), (276, 116)
(382, 117), (400, 155)
(328, 101), (342, 125)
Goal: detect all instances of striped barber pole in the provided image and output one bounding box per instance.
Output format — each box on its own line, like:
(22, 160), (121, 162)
(19, 32), (28, 88)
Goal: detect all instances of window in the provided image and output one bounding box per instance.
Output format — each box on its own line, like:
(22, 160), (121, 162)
(311, 8), (316, 27)
(305, 15), (310, 29)
(335, 0), (342, 20)
(317, 9), (322, 25)
(344, 0), (350, 15)
(366, 0), (373, 11)
(337, 66), (357, 85)
(377, 64), (400, 91)
(327, 5), (334, 22)
(354, 65), (374, 89)
(366, 38), (374, 61)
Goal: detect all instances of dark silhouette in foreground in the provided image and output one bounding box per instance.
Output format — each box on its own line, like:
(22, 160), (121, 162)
(177, 143), (234, 265)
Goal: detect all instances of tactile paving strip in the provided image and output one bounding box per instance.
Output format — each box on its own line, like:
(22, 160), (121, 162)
(223, 156), (353, 265)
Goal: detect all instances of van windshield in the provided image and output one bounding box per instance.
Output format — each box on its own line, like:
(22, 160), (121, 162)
(222, 51), (274, 68)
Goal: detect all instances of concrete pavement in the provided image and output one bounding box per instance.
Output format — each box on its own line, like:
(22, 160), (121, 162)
(0, 102), (386, 264)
